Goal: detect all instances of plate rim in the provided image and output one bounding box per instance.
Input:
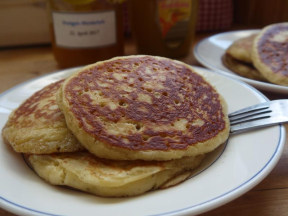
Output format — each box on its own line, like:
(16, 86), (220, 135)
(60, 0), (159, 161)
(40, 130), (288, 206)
(0, 66), (286, 216)
(193, 29), (288, 94)
(163, 127), (285, 216)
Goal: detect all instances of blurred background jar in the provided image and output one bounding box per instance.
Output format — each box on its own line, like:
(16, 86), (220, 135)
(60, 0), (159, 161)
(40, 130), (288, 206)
(129, 0), (198, 58)
(48, 0), (125, 68)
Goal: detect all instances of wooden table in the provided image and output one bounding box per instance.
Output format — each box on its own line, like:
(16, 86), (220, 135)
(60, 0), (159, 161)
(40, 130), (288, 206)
(0, 33), (287, 216)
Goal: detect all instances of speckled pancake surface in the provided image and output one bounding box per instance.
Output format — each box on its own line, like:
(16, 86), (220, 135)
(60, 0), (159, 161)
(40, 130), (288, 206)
(58, 55), (230, 161)
(252, 23), (288, 86)
(25, 152), (204, 197)
(222, 53), (267, 81)
(2, 80), (84, 154)
(226, 33), (257, 63)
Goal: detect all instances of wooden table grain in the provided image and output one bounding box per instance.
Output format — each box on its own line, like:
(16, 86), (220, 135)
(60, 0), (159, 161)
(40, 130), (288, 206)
(0, 34), (287, 216)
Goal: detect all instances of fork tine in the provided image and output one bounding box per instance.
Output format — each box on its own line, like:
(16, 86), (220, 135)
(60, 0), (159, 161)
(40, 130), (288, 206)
(229, 101), (271, 125)
(229, 102), (270, 117)
(230, 112), (271, 125)
(229, 108), (271, 121)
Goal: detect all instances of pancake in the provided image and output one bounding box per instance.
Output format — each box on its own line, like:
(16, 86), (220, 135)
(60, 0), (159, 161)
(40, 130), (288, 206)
(25, 152), (205, 197)
(222, 53), (267, 81)
(252, 23), (288, 86)
(2, 80), (84, 154)
(57, 55), (230, 161)
(226, 33), (257, 63)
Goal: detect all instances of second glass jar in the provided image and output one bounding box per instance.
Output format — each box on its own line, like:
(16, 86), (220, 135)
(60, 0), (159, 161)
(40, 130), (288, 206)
(130, 0), (198, 58)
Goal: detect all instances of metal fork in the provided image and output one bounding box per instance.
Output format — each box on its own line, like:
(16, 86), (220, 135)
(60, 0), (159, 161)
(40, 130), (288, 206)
(229, 99), (288, 134)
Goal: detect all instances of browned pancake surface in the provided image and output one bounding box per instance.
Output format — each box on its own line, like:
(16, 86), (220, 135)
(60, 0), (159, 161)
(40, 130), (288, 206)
(2, 80), (84, 153)
(252, 23), (288, 85)
(257, 25), (288, 75)
(12, 81), (62, 125)
(59, 56), (229, 160)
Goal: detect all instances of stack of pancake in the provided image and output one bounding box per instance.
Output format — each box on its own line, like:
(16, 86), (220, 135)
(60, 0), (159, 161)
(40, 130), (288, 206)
(2, 55), (230, 197)
(222, 22), (288, 86)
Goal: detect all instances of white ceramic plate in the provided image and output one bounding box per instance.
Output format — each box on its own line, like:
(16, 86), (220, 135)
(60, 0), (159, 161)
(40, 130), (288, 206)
(0, 67), (285, 216)
(194, 30), (288, 94)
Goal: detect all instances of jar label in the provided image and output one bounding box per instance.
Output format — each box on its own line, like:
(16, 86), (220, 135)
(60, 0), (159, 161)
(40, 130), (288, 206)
(52, 11), (116, 48)
(157, 0), (192, 49)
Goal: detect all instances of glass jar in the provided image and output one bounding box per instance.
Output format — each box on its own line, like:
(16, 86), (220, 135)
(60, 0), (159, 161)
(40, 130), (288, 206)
(48, 0), (125, 68)
(130, 0), (198, 58)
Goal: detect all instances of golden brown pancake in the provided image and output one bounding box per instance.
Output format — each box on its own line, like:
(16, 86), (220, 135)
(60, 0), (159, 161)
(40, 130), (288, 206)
(25, 152), (205, 197)
(226, 33), (257, 63)
(2, 80), (84, 154)
(252, 23), (288, 86)
(222, 53), (267, 82)
(57, 55), (230, 161)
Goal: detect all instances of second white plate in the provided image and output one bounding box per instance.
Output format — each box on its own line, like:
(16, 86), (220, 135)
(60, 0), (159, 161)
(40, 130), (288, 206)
(194, 30), (288, 94)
